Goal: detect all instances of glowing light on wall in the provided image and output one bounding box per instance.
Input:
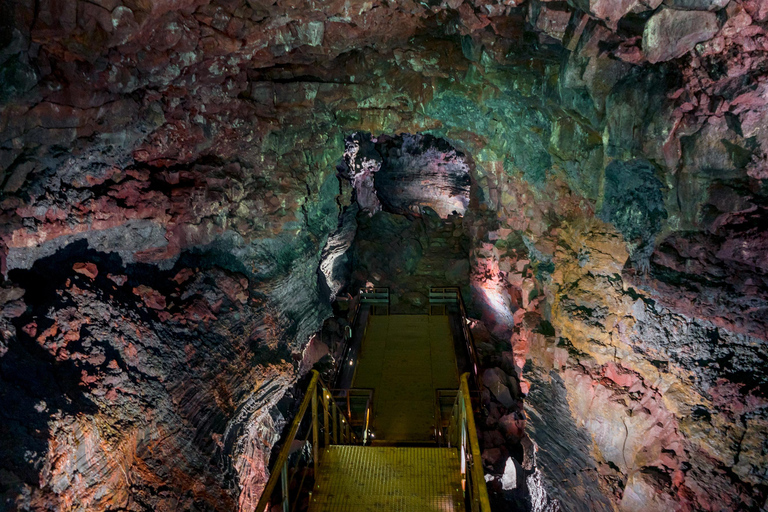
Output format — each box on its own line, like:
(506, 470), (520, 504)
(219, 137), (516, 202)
(477, 280), (515, 329)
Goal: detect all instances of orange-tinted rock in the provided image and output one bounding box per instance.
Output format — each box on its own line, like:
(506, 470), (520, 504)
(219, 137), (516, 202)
(133, 285), (167, 310)
(73, 262), (98, 279)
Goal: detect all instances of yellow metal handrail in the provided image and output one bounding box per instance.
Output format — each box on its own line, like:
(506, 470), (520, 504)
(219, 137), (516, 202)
(449, 373), (492, 512)
(255, 370), (362, 512)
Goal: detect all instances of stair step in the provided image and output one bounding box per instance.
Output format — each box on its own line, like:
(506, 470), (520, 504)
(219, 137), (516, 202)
(310, 445), (465, 512)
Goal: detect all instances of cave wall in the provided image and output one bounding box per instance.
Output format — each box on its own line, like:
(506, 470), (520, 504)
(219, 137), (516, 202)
(1, 0), (767, 510)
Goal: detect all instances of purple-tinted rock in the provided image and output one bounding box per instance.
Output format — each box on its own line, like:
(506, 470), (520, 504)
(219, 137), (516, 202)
(482, 367), (515, 408)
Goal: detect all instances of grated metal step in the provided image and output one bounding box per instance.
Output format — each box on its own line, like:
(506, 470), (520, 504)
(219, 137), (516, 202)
(309, 445), (465, 512)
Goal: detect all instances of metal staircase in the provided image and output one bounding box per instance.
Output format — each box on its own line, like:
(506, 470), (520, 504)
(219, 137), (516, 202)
(255, 288), (490, 512)
(310, 445), (463, 511)
(256, 371), (489, 512)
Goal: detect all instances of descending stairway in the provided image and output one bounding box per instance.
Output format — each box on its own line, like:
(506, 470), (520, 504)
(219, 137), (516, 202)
(255, 296), (489, 512)
(309, 446), (465, 512)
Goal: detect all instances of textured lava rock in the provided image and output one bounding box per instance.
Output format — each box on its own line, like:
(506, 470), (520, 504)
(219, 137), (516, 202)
(374, 134), (471, 218)
(643, 8), (720, 63)
(1, 0), (768, 510)
(597, 159), (667, 271)
(339, 133), (471, 218)
(524, 364), (615, 511)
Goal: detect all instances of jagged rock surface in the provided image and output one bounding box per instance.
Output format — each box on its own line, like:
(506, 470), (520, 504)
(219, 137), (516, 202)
(1, 0), (767, 510)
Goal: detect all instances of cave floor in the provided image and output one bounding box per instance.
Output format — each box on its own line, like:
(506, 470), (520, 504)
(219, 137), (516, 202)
(351, 314), (459, 444)
(309, 445), (464, 512)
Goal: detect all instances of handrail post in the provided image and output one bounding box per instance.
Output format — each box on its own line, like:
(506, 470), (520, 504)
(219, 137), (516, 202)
(332, 403), (338, 444)
(280, 459), (289, 512)
(312, 385), (319, 473)
(323, 389), (330, 447)
(255, 371), (320, 512)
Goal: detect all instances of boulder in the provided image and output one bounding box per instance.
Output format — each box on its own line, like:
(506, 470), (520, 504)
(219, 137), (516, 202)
(586, 0), (663, 30)
(535, 6), (571, 41)
(501, 457), (525, 490)
(482, 367), (515, 408)
(482, 448), (502, 466)
(133, 285), (167, 310)
(482, 429), (506, 448)
(73, 262), (98, 279)
(0, 286), (24, 304)
(643, 8), (719, 63)
(663, 0), (729, 10)
(499, 412), (526, 438)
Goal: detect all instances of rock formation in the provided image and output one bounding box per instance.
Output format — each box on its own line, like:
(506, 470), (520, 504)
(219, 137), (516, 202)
(1, 0), (767, 510)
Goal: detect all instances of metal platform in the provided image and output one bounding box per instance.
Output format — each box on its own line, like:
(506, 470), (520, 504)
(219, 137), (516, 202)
(309, 445), (465, 512)
(351, 315), (459, 443)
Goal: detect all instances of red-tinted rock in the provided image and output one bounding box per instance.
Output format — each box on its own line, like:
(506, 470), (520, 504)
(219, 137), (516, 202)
(173, 268), (195, 284)
(643, 8), (720, 63)
(73, 262), (98, 279)
(483, 448), (502, 466)
(133, 285), (167, 310)
(498, 412), (526, 439)
(22, 321), (37, 337)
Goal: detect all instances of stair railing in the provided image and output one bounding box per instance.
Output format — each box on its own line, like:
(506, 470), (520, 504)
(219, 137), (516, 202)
(255, 370), (364, 512)
(429, 287), (482, 389)
(331, 388), (374, 444)
(447, 372), (492, 512)
(359, 286), (390, 315)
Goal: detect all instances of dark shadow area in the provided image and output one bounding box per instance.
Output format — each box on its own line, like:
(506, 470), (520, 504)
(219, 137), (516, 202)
(2, 241), (109, 498)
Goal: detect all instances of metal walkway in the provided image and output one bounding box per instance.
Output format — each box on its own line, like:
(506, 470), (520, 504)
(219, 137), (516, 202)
(309, 445), (464, 512)
(352, 315), (459, 443)
(256, 288), (490, 512)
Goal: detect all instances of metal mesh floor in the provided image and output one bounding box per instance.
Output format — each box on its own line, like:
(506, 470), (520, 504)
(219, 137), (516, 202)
(309, 445), (465, 512)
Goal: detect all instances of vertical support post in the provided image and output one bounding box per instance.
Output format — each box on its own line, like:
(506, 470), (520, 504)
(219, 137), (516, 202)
(459, 387), (467, 497)
(332, 402), (338, 444)
(312, 385), (319, 473)
(323, 388), (330, 447)
(281, 461), (289, 512)
(460, 373), (491, 512)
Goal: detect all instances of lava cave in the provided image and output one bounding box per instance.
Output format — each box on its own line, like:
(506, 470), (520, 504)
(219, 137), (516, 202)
(1, 0), (767, 511)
